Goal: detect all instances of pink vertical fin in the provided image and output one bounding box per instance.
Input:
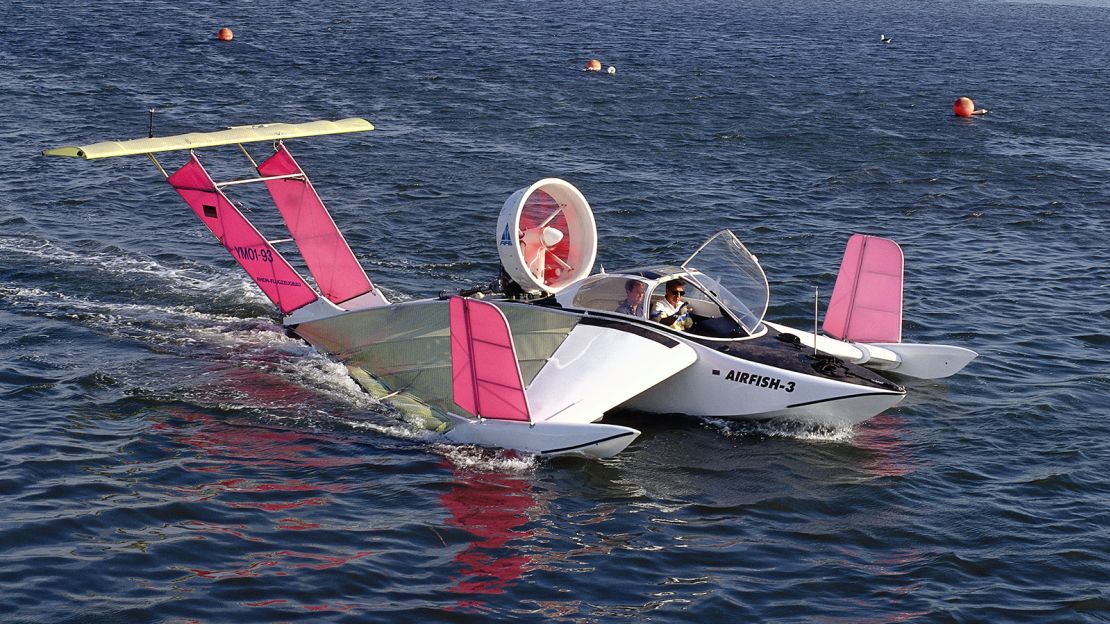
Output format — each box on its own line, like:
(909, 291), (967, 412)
(257, 144), (382, 306)
(823, 234), (904, 343)
(449, 297), (531, 422)
(168, 154), (319, 315)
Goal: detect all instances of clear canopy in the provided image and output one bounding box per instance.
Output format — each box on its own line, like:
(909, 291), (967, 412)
(681, 230), (769, 333)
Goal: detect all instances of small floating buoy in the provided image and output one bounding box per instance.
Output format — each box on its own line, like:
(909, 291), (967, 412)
(584, 59), (602, 72)
(953, 96), (975, 117)
(607, 65), (616, 75)
(954, 96), (989, 117)
(217, 27), (234, 42)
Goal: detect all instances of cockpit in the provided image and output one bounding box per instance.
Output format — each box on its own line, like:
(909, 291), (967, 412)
(562, 273), (751, 338)
(554, 231), (770, 339)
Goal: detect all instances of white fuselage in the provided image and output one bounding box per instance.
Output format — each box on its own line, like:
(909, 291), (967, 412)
(288, 294), (905, 430)
(619, 325), (906, 427)
(553, 267), (907, 427)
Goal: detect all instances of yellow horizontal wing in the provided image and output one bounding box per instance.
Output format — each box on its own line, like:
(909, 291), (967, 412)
(44, 117), (374, 160)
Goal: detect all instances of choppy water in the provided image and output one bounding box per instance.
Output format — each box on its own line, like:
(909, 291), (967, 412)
(2, 0), (1109, 621)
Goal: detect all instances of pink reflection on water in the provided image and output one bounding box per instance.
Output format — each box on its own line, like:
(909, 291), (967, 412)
(304, 603), (356, 612)
(155, 410), (363, 470)
(852, 413), (917, 478)
(153, 410), (380, 606)
(157, 411), (354, 517)
(276, 517), (322, 531)
(439, 464), (542, 597)
(242, 599), (288, 607)
(181, 520), (261, 543)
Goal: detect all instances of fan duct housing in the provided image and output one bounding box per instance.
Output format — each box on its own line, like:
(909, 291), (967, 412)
(496, 178), (597, 295)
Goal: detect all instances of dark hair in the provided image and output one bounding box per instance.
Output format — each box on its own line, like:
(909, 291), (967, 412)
(666, 280), (686, 293)
(624, 279), (643, 293)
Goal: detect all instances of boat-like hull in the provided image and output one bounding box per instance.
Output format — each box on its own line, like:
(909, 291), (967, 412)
(603, 321), (907, 427)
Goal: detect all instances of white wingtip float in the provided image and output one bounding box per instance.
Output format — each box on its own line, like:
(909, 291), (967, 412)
(46, 118), (975, 458)
(441, 297), (640, 458)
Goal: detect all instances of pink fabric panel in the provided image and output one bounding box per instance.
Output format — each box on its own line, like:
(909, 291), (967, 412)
(257, 145), (373, 305)
(450, 297), (478, 416)
(823, 235), (863, 340)
(168, 155), (318, 315)
(823, 234), (903, 343)
(449, 297), (531, 422)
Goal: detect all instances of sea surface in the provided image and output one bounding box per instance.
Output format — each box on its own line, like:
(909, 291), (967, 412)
(2, 0), (1108, 622)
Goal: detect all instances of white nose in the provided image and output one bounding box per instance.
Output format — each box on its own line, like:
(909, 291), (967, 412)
(522, 225), (565, 249)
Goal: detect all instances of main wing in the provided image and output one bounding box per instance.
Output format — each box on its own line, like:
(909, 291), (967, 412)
(291, 300), (696, 423)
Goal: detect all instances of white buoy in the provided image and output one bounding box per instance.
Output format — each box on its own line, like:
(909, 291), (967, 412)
(607, 65), (616, 75)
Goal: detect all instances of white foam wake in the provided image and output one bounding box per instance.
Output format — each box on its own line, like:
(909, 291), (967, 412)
(701, 417), (857, 443)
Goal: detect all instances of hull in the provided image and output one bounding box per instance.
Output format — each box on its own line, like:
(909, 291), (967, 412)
(622, 327), (906, 427)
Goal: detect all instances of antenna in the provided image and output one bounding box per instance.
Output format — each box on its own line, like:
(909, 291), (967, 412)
(813, 286), (819, 356)
(145, 108), (165, 178)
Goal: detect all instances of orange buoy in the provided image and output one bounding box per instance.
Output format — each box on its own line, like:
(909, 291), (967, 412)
(217, 27), (234, 42)
(584, 59), (602, 72)
(953, 96), (975, 117)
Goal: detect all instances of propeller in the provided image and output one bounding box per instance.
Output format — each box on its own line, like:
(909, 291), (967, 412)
(518, 191), (573, 286)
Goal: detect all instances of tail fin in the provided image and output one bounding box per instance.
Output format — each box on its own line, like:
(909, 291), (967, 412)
(449, 297), (531, 422)
(823, 234), (904, 343)
(168, 154), (319, 314)
(257, 145), (387, 307)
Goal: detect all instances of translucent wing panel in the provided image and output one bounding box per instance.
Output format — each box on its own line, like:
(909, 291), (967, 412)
(293, 301), (578, 419)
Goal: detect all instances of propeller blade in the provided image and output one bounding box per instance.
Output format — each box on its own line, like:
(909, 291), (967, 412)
(547, 249), (573, 271)
(537, 206), (565, 229)
(526, 245), (546, 278)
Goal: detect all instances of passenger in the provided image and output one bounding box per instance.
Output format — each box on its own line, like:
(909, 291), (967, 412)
(651, 280), (695, 330)
(616, 279), (646, 316)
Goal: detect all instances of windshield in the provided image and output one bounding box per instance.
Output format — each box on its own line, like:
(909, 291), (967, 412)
(681, 230), (769, 333)
(570, 275), (650, 319)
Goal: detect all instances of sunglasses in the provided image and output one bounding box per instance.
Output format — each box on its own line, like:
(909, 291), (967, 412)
(673, 289), (685, 295)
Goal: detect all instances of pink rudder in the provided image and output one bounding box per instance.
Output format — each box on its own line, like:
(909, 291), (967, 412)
(257, 145), (376, 306)
(449, 297), (531, 422)
(823, 234), (904, 343)
(168, 154), (318, 315)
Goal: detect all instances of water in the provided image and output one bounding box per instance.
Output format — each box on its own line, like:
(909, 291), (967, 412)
(2, 0), (1109, 621)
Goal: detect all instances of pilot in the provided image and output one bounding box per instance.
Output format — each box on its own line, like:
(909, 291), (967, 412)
(616, 279), (646, 316)
(651, 280), (695, 330)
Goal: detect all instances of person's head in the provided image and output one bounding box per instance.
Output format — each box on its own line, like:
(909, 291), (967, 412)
(624, 280), (645, 303)
(666, 280), (686, 302)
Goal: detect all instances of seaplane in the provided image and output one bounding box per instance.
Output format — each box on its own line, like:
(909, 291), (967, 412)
(44, 117), (976, 459)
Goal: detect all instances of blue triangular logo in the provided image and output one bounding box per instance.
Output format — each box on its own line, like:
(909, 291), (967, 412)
(500, 224), (512, 245)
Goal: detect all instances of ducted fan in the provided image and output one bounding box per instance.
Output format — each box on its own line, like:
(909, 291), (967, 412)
(495, 178), (597, 295)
